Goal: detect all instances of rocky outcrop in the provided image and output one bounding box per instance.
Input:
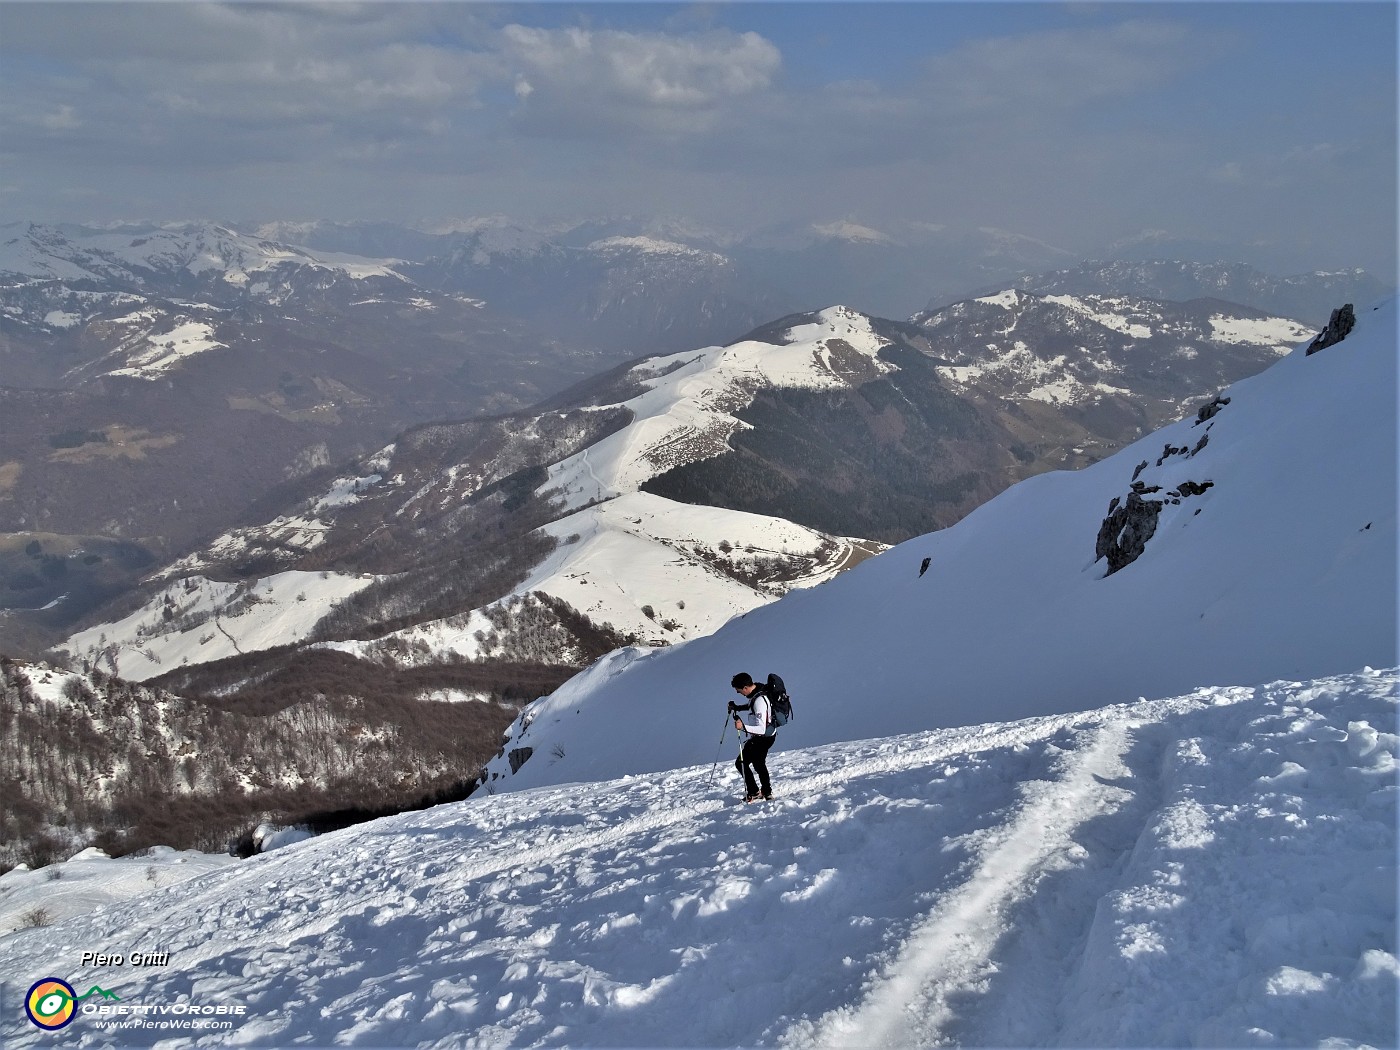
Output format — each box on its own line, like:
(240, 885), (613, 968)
(1095, 490), (1163, 575)
(1306, 304), (1356, 356)
(1097, 371), (1224, 574)
(1194, 395), (1231, 425)
(1095, 472), (1216, 575)
(1171, 480), (1214, 499)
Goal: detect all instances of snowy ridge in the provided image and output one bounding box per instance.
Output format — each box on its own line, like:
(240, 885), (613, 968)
(1001, 259), (1390, 328)
(329, 491), (879, 666)
(586, 235), (724, 261)
(544, 305), (894, 511)
(0, 669), (1392, 1047)
(60, 462), (390, 679)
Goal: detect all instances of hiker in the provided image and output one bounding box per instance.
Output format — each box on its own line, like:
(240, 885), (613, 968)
(728, 672), (778, 802)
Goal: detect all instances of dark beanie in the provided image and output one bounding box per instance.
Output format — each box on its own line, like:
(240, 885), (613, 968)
(731, 672), (753, 689)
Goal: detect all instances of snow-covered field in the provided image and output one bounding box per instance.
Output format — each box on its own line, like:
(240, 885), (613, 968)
(105, 319), (226, 380)
(64, 570), (377, 681)
(0, 848), (238, 937)
(0, 669), (1392, 1047)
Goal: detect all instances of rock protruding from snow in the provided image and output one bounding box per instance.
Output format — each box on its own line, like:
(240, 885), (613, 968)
(1306, 303), (1357, 355)
(1095, 489), (1163, 575)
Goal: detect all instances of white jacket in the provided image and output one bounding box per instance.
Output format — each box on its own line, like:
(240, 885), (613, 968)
(737, 692), (776, 737)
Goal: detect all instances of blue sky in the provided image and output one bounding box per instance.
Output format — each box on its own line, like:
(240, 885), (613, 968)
(1, 2), (1395, 277)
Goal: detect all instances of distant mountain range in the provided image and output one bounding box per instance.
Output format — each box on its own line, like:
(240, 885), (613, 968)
(248, 215), (1083, 327)
(958, 259), (1388, 327)
(0, 217), (1363, 671)
(53, 293), (1313, 698)
(240, 216), (1387, 327)
(0, 222), (620, 648)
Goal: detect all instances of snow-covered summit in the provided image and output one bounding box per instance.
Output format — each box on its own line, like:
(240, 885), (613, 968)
(544, 305), (895, 512)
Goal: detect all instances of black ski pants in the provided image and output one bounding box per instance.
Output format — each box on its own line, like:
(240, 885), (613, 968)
(736, 733), (775, 798)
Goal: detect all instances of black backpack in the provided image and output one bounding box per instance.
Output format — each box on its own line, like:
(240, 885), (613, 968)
(766, 673), (793, 728)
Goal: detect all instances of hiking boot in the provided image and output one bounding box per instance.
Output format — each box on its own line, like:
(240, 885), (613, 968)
(744, 793), (761, 803)
(761, 791), (772, 801)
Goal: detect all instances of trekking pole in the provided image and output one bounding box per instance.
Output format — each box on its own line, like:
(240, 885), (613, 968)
(705, 713), (731, 791)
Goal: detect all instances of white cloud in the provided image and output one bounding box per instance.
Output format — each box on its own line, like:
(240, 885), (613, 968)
(499, 24), (781, 133)
(40, 104), (81, 131)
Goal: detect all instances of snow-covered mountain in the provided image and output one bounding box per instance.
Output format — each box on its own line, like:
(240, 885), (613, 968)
(0, 220), (407, 296)
(640, 295), (1308, 534)
(915, 288), (1314, 425)
(0, 221), (414, 390)
(58, 289), (1328, 691)
(480, 295), (1396, 793)
(1, 667), (1392, 1047)
(969, 259), (1391, 328)
(61, 308), (908, 682)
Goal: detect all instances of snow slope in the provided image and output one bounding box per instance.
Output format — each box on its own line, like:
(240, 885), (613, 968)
(483, 297), (1397, 793)
(0, 847), (238, 937)
(0, 669), (1392, 1047)
(64, 570), (377, 681)
(329, 491), (878, 666)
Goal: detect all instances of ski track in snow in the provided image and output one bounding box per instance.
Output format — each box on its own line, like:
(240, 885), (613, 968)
(785, 719), (1141, 1049)
(0, 671), (1393, 1049)
(578, 445), (610, 505)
